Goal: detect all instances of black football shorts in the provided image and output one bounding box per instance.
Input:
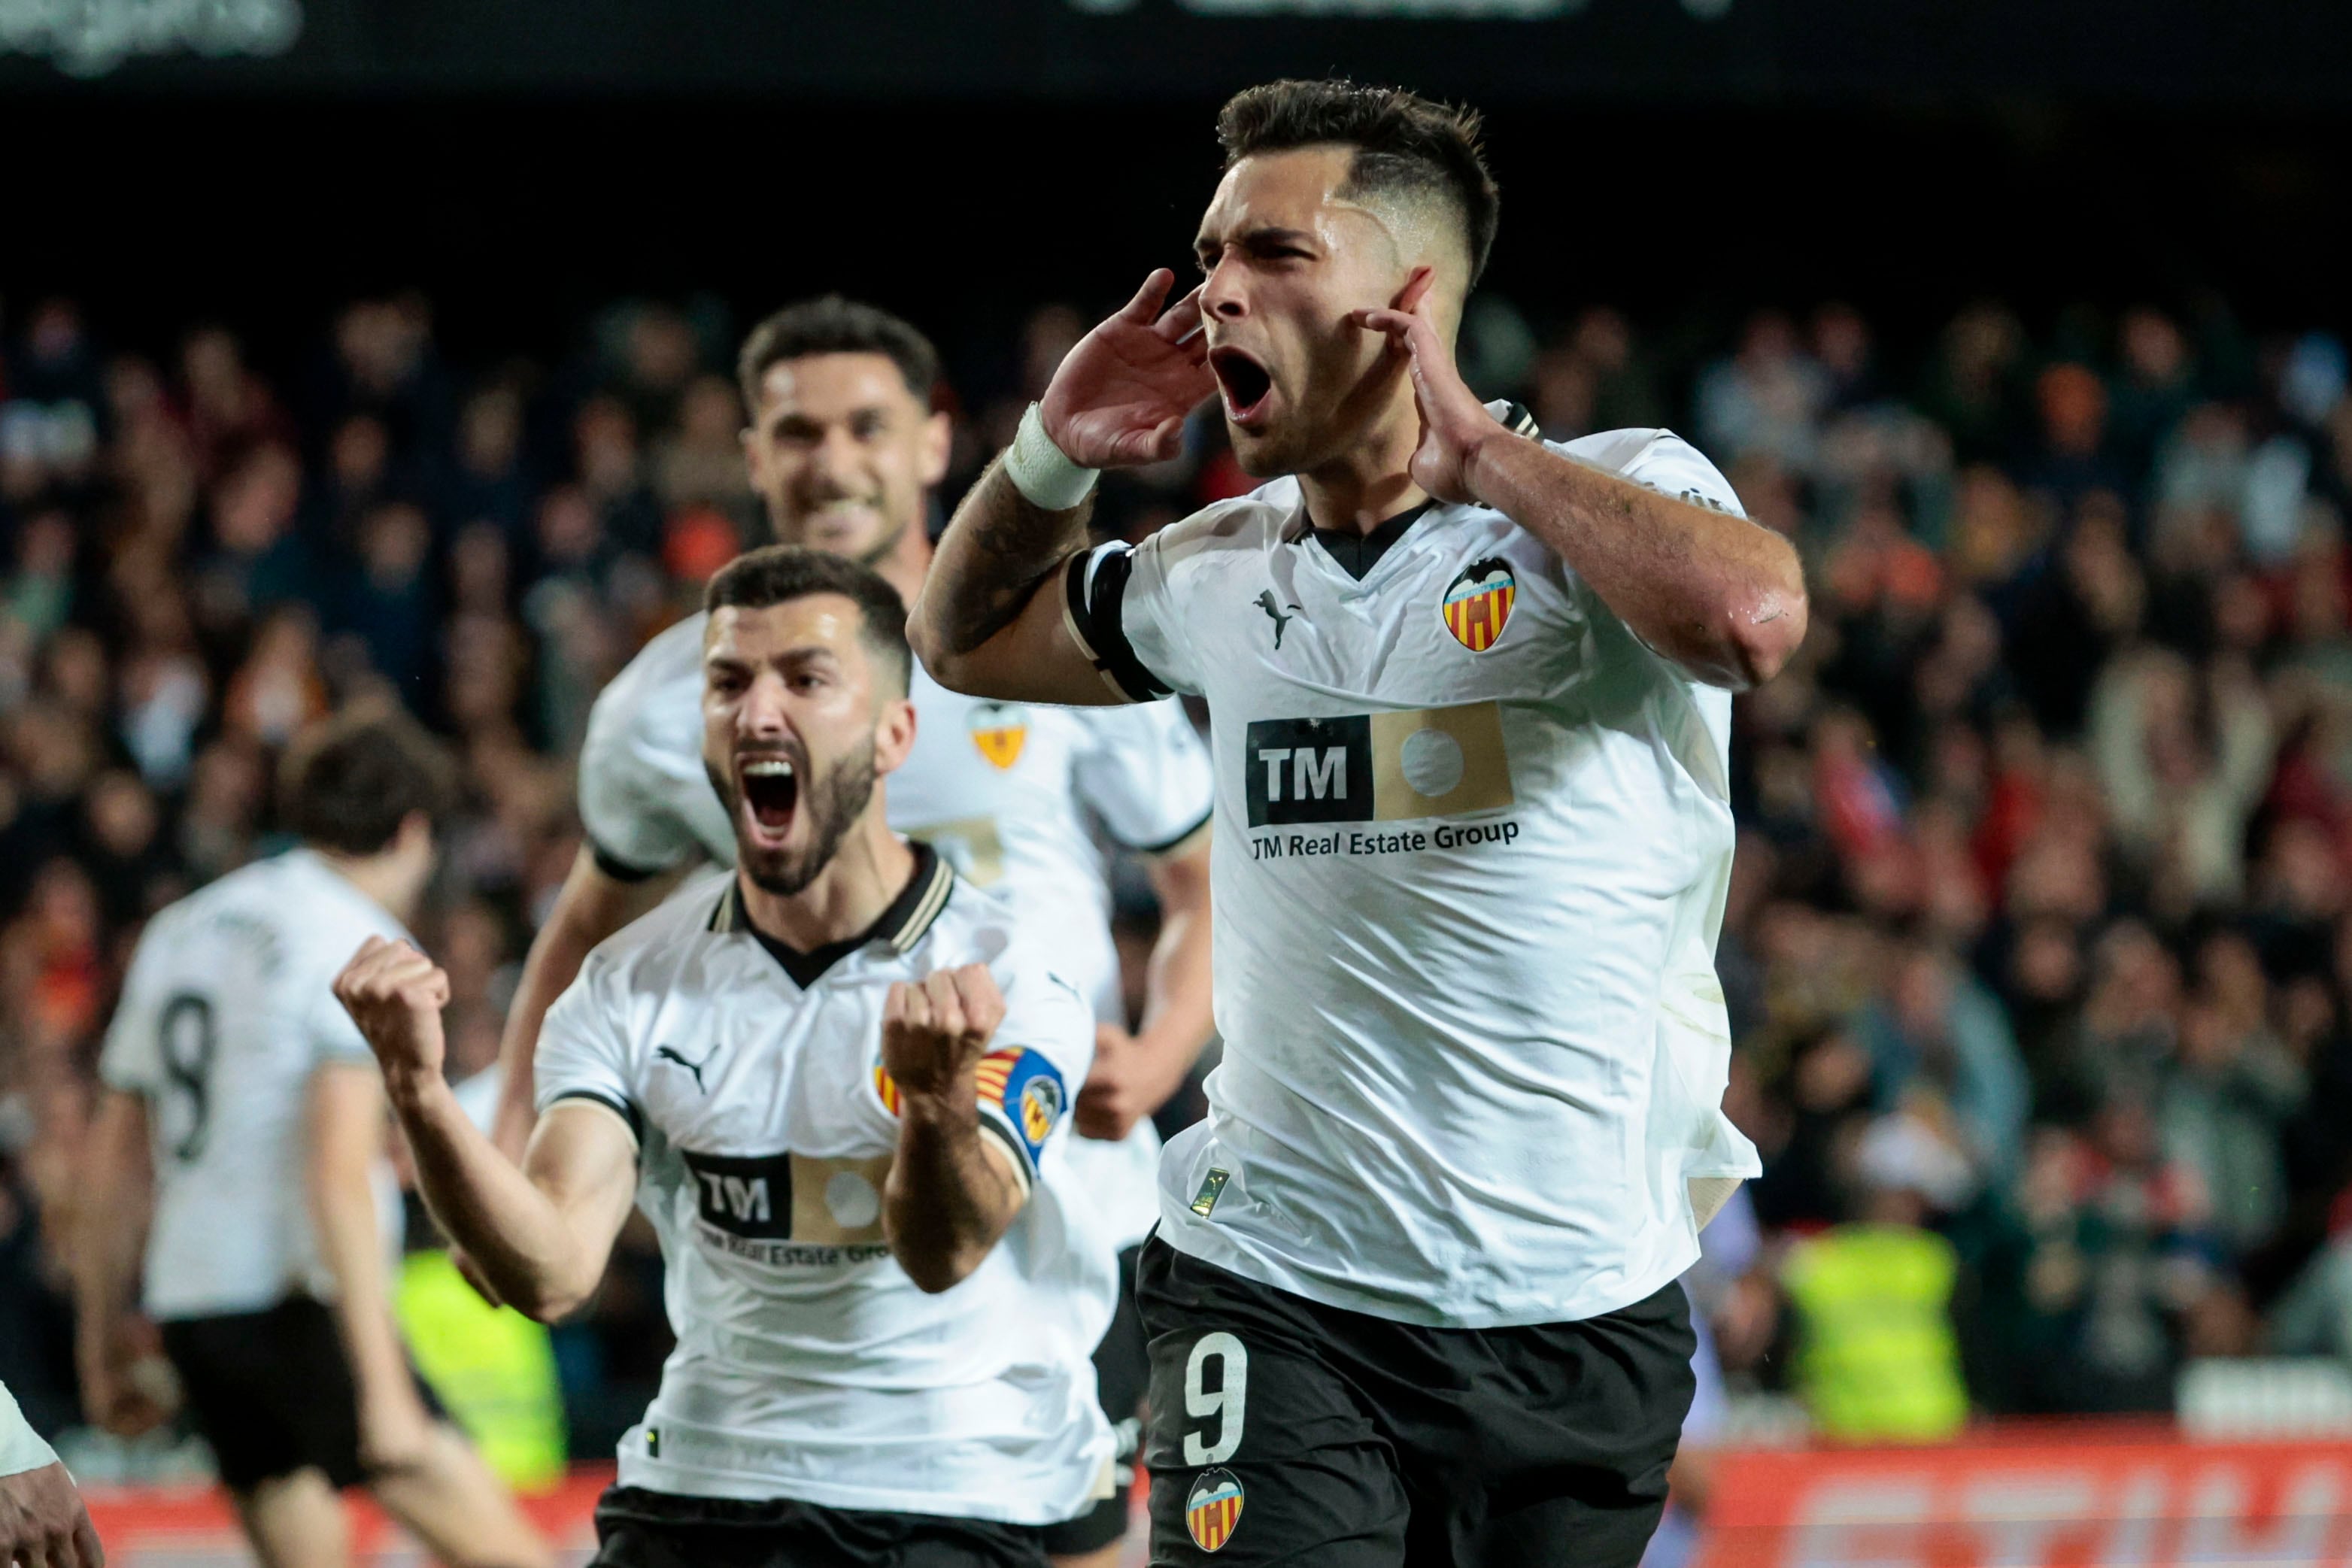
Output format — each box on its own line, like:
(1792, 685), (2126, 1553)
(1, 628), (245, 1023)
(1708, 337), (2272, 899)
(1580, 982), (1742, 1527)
(159, 1294), (443, 1493)
(587, 1485), (1048, 1568)
(1136, 1236), (1695, 1568)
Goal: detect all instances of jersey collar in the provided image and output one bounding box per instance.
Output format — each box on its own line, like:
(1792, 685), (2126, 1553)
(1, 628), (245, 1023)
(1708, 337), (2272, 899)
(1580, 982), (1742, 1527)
(1306, 499), (1437, 583)
(1291, 400), (1542, 586)
(708, 841), (956, 985)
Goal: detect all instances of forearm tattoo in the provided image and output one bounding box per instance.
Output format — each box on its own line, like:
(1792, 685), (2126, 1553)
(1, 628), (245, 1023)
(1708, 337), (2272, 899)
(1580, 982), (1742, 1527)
(930, 459), (1094, 655)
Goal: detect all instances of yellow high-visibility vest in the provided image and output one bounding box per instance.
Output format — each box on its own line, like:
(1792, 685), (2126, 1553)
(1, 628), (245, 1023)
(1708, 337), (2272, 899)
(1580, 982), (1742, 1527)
(1783, 1224), (1968, 1442)
(396, 1251), (567, 1490)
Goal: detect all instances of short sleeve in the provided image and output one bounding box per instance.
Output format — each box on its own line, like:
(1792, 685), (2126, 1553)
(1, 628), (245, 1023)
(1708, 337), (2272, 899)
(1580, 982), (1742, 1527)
(578, 626), (726, 881)
(1061, 533), (1203, 702)
(1616, 429), (1748, 520)
(1070, 700), (1214, 854)
(970, 951), (1097, 1184)
(1553, 428), (1750, 679)
(533, 954), (643, 1148)
(304, 984), (375, 1068)
(579, 705), (703, 881)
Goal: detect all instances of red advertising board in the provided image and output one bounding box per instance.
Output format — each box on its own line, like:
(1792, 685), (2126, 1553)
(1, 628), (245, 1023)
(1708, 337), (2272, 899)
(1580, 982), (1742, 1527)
(1700, 1427), (2352, 1568)
(81, 1467), (615, 1566)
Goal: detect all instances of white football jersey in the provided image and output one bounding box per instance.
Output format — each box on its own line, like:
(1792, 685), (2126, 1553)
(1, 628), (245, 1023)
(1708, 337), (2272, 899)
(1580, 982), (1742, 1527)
(533, 848), (1114, 1521)
(98, 849), (408, 1321)
(575, 608), (1214, 1247)
(1063, 420), (1763, 1329)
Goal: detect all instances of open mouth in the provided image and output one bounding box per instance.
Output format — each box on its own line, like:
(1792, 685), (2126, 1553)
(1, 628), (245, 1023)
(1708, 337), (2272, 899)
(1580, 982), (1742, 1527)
(739, 755), (799, 838)
(1210, 348), (1274, 426)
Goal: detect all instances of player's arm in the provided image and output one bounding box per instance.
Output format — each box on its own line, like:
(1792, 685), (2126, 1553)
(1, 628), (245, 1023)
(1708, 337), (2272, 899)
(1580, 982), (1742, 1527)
(71, 1090), (166, 1439)
(880, 968), (1032, 1294)
(1356, 284), (1807, 691)
(912, 268), (1212, 702)
(1079, 830), (1215, 1140)
(305, 1060), (437, 1470)
(489, 846), (685, 1161)
(336, 938), (639, 1324)
(913, 462), (1118, 705)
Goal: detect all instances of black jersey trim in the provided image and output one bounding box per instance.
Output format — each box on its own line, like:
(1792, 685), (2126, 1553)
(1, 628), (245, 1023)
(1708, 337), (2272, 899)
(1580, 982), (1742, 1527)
(548, 1089), (642, 1148)
(1062, 547), (1170, 704)
(1124, 804), (1214, 858)
(590, 839), (669, 884)
(974, 1107), (1039, 1192)
(1306, 499), (1437, 582)
(721, 844), (957, 987)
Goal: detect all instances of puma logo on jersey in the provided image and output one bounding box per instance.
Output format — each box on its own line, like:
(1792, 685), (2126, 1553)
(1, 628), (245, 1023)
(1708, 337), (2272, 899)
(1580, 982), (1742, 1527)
(655, 1043), (717, 1093)
(1255, 591), (1301, 649)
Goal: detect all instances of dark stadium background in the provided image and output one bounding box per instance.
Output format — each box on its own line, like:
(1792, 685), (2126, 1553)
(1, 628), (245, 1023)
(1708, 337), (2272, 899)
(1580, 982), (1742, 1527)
(10, 5), (2352, 1561)
(10, 96), (2350, 374)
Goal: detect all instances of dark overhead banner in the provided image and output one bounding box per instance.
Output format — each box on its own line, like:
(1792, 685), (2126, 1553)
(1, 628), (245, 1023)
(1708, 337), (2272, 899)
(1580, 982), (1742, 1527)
(1, 0), (2342, 103)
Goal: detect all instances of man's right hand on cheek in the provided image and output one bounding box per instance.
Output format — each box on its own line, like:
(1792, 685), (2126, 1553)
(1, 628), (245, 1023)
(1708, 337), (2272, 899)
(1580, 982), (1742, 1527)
(1036, 269), (1214, 471)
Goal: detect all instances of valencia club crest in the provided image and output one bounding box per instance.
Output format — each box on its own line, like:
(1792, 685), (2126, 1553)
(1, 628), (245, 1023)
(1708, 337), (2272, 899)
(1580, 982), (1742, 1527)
(1441, 557), (1515, 652)
(1185, 1469), (1245, 1552)
(967, 703), (1028, 769)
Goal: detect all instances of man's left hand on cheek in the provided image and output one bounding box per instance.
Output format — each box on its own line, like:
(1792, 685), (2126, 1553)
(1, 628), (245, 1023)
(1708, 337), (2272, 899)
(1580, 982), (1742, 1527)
(1351, 288), (1512, 508)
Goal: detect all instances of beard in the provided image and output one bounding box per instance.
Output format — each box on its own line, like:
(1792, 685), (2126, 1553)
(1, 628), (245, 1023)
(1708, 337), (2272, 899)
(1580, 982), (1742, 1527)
(708, 736), (879, 897)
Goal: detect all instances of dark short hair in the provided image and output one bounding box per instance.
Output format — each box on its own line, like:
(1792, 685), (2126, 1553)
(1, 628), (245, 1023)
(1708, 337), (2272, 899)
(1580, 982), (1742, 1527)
(279, 704), (457, 857)
(1216, 79), (1501, 288)
(704, 544), (912, 696)
(736, 296), (940, 412)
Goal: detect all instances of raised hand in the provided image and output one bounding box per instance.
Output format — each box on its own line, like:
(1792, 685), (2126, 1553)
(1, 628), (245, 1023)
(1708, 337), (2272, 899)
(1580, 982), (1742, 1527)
(332, 936), (452, 1091)
(1352, 274), (1512, 506)
(882, 965), (1006, 1102)
(1039, 269), (1214, 469)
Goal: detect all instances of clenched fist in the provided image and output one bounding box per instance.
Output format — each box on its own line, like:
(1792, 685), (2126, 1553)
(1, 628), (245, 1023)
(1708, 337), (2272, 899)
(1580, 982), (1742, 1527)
(333, 936), (452, 1095)
(882, 966), (1005, 1102)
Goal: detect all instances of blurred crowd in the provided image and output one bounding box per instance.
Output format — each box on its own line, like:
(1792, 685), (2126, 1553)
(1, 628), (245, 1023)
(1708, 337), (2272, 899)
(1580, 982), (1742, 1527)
(6, 281), (2352, 1463)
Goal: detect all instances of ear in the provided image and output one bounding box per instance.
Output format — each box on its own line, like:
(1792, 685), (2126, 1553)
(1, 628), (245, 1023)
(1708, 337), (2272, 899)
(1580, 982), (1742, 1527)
(1392, 265), (1437, 316)
(918, 409), (952, 489)
(873, 694), (919, 777)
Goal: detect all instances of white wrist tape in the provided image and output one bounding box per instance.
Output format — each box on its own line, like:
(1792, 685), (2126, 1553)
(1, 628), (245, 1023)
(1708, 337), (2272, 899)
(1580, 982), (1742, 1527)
(1006, 402), (1099, 512)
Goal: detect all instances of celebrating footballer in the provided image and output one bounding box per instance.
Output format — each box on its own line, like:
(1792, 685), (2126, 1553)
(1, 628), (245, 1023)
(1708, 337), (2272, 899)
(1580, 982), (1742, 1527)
(914, 77), (1805, 1567)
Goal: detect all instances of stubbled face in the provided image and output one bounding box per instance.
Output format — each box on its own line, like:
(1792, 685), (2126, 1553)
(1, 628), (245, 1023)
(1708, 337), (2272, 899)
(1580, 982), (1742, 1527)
(1195, 146), (1421, 478)
(742, 353), (950, 566)
(701, 596), (909, 896)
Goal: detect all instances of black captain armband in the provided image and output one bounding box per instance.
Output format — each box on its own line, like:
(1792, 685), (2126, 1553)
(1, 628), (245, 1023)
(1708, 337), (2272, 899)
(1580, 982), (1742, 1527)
(1061, 546), (1170, 704)
(590, 839), (668, 884)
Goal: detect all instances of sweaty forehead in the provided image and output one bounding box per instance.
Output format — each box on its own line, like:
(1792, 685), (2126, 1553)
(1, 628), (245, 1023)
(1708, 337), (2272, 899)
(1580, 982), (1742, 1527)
(706, 595), (870, 664)
(754, 353), (918, 424)
(1198, 145), (1366, 240)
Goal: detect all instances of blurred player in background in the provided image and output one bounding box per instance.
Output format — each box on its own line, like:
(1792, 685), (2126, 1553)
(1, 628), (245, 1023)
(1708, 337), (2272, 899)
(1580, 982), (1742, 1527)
(914, 79), (1806, 1566)
(73, 710), (550, 1568)
(4, 1375), (102, 1568)
(343, 548), (1112, 1567)
(487, 297), (1216, 1566)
